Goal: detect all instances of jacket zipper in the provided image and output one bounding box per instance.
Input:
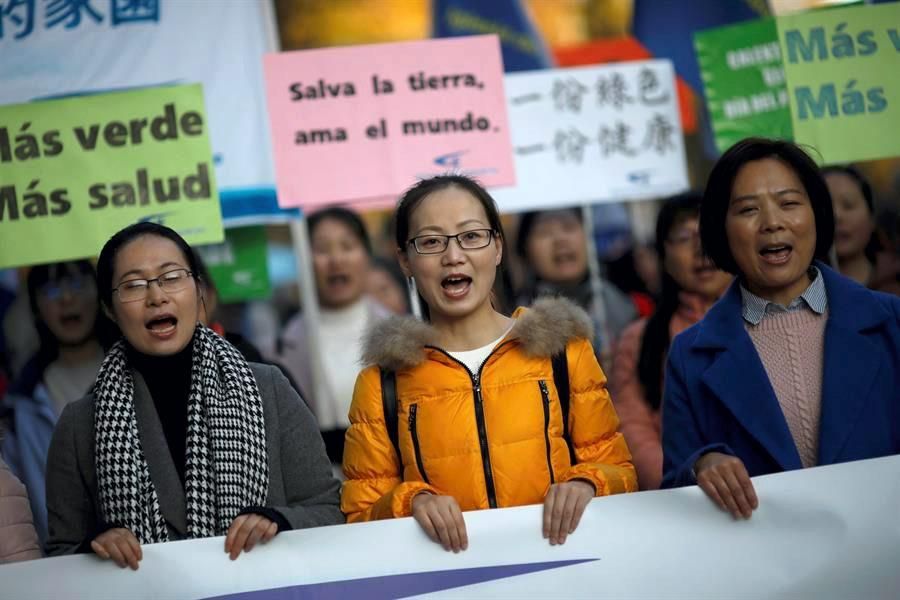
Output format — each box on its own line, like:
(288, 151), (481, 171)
(408, 404), (430, 484)
(426, 342), (513, 509)
(539, 380), (556, 485)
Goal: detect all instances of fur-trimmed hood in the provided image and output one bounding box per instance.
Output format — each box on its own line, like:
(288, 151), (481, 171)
(361, 296), (593, 372)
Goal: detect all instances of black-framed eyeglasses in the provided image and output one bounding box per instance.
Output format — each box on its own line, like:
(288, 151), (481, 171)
(407, 229), (495, 255)
(112, 269), (194, 303)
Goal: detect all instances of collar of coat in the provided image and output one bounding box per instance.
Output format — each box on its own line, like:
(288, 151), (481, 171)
(361, 296), (593, 372)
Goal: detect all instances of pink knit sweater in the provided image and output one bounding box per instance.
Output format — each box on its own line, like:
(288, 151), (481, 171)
(745, 309), (828, 468)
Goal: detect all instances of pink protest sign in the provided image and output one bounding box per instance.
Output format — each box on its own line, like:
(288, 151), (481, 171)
(263, 35), (515, 209)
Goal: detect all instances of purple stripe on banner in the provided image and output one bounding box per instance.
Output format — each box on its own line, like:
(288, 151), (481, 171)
(204, 559), (598, 600)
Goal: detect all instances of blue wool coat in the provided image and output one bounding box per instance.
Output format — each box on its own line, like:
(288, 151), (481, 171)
(661, 263), (900, 488)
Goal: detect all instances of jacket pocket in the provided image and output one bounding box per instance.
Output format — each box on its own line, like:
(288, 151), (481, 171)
(539, 381), (555, 484)
(408, 403), (430, 484)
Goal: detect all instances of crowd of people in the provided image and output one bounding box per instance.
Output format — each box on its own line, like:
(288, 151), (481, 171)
(0, 137), (898, 568)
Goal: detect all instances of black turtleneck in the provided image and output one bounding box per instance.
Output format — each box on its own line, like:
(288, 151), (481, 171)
(126, 338), (194, 485)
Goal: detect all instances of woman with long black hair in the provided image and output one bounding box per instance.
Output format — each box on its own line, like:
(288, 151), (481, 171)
(610, 193), (731, 490)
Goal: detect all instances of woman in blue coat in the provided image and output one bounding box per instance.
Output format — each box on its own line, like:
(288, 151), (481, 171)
(661, 138), (900, 518)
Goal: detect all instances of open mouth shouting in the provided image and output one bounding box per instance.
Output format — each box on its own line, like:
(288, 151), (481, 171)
(145, 313), (178, 340)
(758, 242), (793, 266)
(441, 273), (473, 299)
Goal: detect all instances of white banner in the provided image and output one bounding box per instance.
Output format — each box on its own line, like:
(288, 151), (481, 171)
(1, 456), (898, 599)
(492, 60), (689, 213)
(0, 0), (276, 195)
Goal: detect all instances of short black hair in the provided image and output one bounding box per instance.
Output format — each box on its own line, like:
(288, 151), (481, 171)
(700, 137), (835, 275)
(307, 206), (372, 255)
(96, 222), (202, 310)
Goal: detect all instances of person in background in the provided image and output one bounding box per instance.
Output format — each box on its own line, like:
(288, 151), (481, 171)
(45, 223), (342, 565)
(269, 207), (390, 464)
(0, 448), (41, 563)
(515, 208), (637, 349)
(822, 166), (878, 286)
(1, 260), (117, 543)
(870, 209), (900, 296)
(662, 138), (900, 519)
(610, 193), (732, 490)
(367, 256), (410, 315)
(342, 175), (636, 552)
(605, 245), (659, 318)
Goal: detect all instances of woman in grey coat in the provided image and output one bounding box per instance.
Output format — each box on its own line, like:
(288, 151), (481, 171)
(45, 223), (343, 568)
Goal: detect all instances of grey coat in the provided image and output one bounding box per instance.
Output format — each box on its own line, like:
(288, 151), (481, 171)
(44, 363), (343, 556)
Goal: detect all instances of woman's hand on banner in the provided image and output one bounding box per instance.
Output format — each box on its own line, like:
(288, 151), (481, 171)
(91, 527), (143, 570)
(543, 480), (595, 545)
(225, 514), (279, 560)
(412, 493), (468, 553)
(694, 451), (758, 519)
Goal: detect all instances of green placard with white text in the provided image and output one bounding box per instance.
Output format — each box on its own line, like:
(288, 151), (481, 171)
(695, 17), (793, 154)
(0, 84), (224, 269)
(197, 227), (271, 303)
(776, 2), (900, 164)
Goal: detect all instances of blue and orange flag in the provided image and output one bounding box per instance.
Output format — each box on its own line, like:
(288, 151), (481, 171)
(433, 0), (553, 72)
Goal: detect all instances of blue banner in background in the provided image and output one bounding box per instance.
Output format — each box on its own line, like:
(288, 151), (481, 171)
(0, 0), (277, 196)
(220, 188), (300, 229)
(633, 0), (769, 91)
(432, 0), (552, 72)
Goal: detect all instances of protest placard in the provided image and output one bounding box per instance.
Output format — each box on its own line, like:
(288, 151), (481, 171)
(695, 17), (793, 154)
(776, 2), (900, 164)
(197, 227), (271, 303)
(0, 85), (223, 269)
(1, 456), (897, 599)
(263, 35), (515, 209)
(491, 60), (688, 213)
(0, 1), (276, 202)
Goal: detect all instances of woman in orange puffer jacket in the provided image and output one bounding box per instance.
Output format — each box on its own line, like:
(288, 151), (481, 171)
(341, 175), (636, 552)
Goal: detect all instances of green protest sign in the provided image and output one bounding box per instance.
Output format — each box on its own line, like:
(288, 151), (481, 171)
(197, 226), (271, 303)
(777, 2), (900, 164)
(695, 17), (793, 154)
(0, 84), (223, 269)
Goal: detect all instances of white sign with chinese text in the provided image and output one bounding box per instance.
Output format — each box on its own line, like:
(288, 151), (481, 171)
(0, 0), (276, 196)
(492, 60), (689, 212)
(1, 456), (898, 599)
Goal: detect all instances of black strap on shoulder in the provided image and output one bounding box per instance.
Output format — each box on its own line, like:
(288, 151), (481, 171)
(551, 350), (577, 465)
(380, 367), (401, 460)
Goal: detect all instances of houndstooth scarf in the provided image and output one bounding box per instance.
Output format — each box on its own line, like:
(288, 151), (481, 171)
(93, 324), (269, 543)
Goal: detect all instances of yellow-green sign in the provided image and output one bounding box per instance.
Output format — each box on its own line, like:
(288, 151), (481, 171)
(0, 84), (223, 269)
(777, 2), (900, 164)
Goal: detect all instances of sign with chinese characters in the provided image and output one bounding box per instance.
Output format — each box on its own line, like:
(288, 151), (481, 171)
(776, 2), (900, 164)
(0, 0), (159, 37)
(491, 60), (688, 212)
(262, 35), (515, 210)
(0, 1), (275, 204)
(0, 84), (223, 269)
(695, 17), (793, 154)
(196, 226), (271, 304)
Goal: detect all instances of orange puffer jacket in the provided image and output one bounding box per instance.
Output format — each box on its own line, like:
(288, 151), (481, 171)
(342, 297), (637, 522)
